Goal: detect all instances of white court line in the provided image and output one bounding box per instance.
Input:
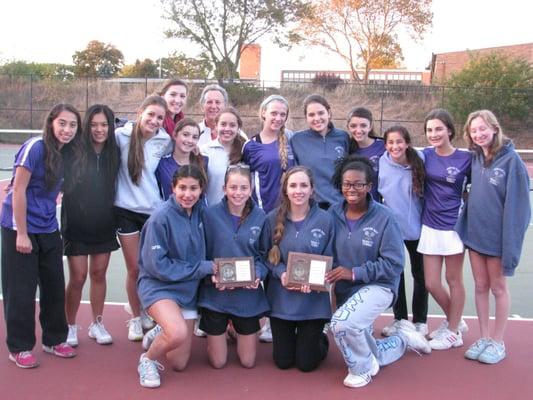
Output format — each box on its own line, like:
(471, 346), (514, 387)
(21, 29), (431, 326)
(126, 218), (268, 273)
(2, 294), (530, 322)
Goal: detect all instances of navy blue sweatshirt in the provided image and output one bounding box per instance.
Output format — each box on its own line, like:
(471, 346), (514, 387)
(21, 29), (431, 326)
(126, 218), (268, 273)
(137, 196), (213, 310)
(261, 202), (333, 320)
(455, 142), (531, 276)
(197, 198), (270, 317)
(290, 126), (349, 206)
(330, 196), (405, 307)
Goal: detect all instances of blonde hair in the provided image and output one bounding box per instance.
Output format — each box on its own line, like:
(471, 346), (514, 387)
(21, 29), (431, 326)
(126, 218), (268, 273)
(464, 109), (508, 166)
(259, 95), (290, 170)
(267, 166), (314, 265)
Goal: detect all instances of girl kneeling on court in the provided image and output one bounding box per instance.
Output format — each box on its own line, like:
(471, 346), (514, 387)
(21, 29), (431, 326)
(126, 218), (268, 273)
(262, 166), (332, 372)
(456, 110), (531, 364)
(136, 165), (215, 388)
(327, 155), (431, 388)
(1, 103), (82, 368)
(197, 163), (270, 368)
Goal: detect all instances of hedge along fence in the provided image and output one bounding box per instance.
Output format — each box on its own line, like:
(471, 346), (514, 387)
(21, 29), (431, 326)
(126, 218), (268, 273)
(1, 74), (531, 149)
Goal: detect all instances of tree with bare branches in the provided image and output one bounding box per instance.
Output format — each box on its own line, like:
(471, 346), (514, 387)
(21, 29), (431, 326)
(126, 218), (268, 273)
(161, 0), (311, 83)
(292, 0), (433, 83)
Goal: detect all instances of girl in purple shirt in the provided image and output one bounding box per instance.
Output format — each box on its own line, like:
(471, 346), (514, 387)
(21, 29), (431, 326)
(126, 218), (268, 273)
(417, 109), (471, 351)
(155, 118), (208, 200)
(1, 104), (83, 368)
(242, 95), (295, 213)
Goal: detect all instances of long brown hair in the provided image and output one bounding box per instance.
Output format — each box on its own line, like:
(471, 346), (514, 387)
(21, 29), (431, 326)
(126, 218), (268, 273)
(464, 110), (508, 167)
(383, 125), (425, 197)
(128, 95), (167, 185)
(259, 95), (290, 170)
(268, 166), (314, 265)
(216, 107), (245, 165)
(224, 163), (253, 225)
(42, 103), (83, 190)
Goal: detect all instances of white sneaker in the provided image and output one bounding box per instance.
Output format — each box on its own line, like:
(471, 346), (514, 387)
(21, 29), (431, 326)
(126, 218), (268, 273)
(67, 324), (79, 347)
(140, 311), (156, 331)
(429, 328), (463, 350)
(138, 353), (164, 388)
(396, 320), (431, 354)
(429, 319), (468, 339)
(127, 317), (144, 341)
(194, 318), (207, 338)
(343, 355), (379, 388)
(142, 325), (162, 351)
(414, 322), (429, 336)
(258, 318), (273, 343)
(88, 316), (113, 345)
(124, 303), (133, 316)
(381, 319), (402, 337)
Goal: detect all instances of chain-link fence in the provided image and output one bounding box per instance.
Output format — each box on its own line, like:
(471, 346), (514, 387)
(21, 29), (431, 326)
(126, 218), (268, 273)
(1, 74), (532, 149)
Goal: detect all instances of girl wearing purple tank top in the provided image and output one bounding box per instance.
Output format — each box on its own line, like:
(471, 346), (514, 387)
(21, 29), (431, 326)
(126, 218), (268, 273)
(417, 109), (471, 351)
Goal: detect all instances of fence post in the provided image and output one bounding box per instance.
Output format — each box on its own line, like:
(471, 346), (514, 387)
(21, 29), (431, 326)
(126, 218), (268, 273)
(29, 74), (34, 129)
(145, 76), (148, 97)
(86, 77), (89, 111)
(380, 86), (385, 132)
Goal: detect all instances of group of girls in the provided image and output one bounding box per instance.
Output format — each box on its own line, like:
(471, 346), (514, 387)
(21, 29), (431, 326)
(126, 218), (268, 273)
(1, 81), (530, 390)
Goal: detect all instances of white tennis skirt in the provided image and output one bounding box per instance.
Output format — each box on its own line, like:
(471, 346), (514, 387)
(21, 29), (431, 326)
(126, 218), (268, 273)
(417, 224), (464, 255)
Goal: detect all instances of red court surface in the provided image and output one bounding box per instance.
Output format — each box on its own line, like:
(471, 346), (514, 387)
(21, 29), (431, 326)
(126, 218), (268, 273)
(1, 302), (531, 400)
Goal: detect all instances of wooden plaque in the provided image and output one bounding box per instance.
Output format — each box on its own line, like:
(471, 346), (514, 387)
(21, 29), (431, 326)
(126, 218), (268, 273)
(214, 257), (255, 288)
(286, 252), (333, 292)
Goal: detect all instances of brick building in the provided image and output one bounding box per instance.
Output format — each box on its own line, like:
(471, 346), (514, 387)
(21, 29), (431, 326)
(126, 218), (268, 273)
(239, 44), (261, 80)
(430, 42), (533, 83)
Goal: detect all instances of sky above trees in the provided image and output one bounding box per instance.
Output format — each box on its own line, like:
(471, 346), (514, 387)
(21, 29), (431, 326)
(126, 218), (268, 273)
(1, 0), (532, 82)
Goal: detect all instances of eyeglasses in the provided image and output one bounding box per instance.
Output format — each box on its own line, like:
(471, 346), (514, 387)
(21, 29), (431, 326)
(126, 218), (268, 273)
(342, 181), (368, 191)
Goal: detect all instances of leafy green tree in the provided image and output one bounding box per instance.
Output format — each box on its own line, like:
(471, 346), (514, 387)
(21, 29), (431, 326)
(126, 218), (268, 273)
(0, 61), (74, 80)
(121, 58), (159, 77)
(444, 53), (533, 123)
(161, 0), (311, 83)
(161, 52), (212, 79)
(72, 40), (124, 78)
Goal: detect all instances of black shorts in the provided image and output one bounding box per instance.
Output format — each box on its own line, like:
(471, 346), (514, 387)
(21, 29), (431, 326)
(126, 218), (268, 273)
(199, 307), (261, 336)
(114, 207), (150, 235)
(64, 238), (119, 256)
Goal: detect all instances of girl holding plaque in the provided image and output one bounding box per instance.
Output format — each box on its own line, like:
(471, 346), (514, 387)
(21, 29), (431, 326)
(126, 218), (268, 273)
(136, 165), (215, 388)
(263, 166), (333, 372)
(198, 164), (270, 368)
(326, 155), (431, 388)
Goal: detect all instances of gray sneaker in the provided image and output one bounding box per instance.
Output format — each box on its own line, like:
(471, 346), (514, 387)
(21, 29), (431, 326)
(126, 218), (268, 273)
(138, 354), (164, 388)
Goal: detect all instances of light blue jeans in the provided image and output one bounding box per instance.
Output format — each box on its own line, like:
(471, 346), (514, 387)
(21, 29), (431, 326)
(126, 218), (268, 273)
(331, 285), (407, 374)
